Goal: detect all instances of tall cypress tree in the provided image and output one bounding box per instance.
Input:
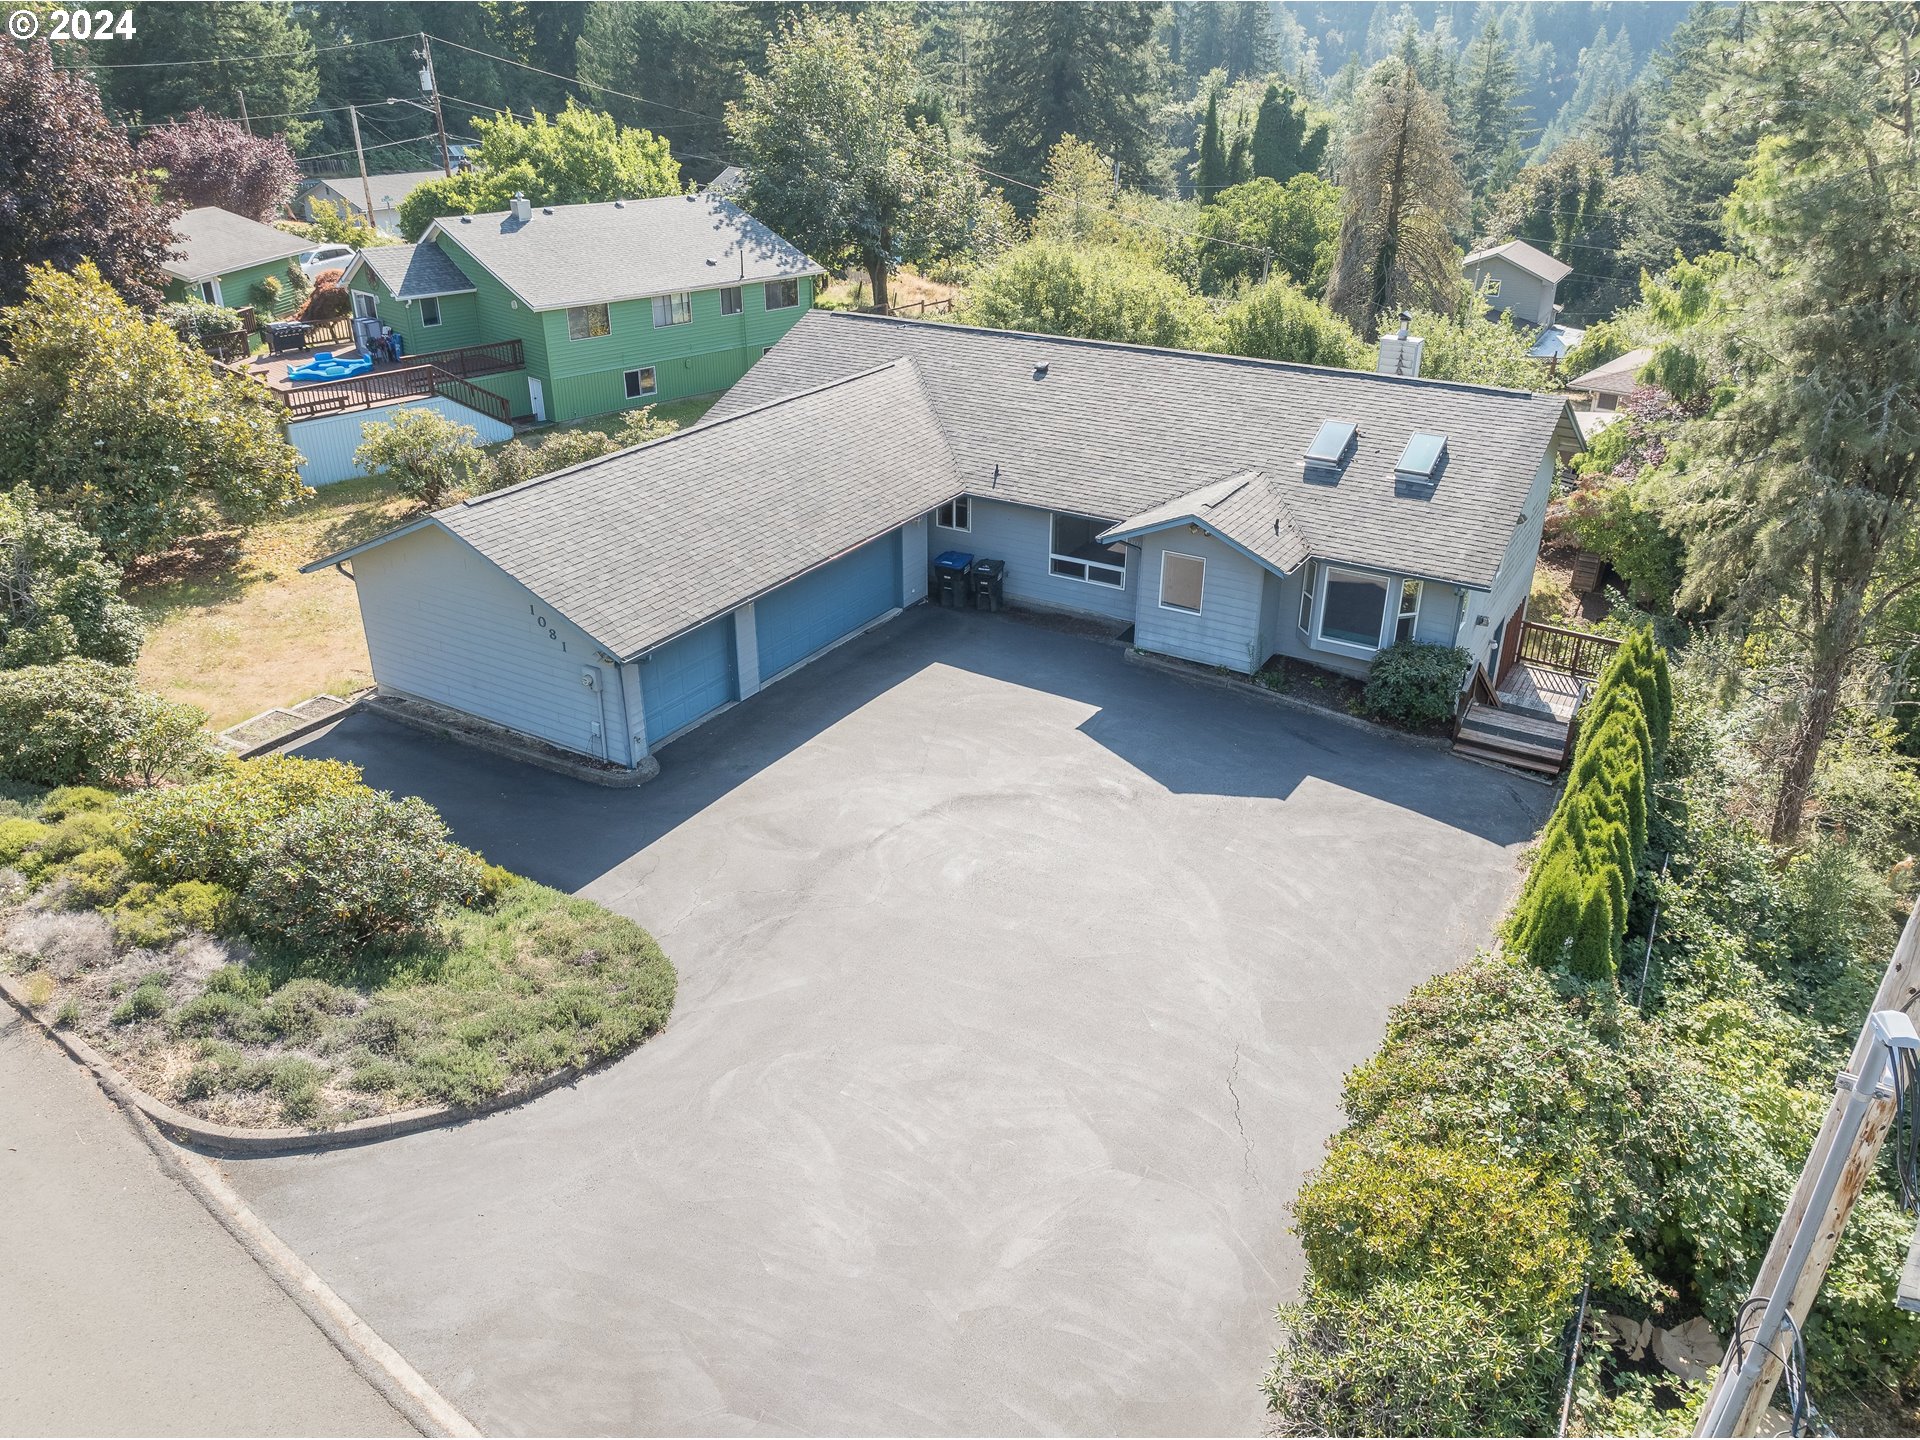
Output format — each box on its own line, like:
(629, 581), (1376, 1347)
(1195, 88), (1227, 201)
(1249, 82), (1326, 183)
(973, 2), (1171, 201)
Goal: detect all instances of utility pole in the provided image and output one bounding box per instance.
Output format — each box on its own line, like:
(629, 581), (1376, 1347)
(1694, 900), (1920, 1436)
(236, 89), (250, 135)
(420, 33), (450, 176)
(348, 105), (375, 228)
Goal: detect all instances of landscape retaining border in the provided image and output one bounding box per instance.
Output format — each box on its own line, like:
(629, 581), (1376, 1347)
(0, 973), (596, 1156)
(350, 691), (660, 787)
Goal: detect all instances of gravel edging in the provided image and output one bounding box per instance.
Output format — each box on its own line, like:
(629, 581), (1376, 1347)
(1123, 648), (1455, 752)
(0, 973), (593, 1156)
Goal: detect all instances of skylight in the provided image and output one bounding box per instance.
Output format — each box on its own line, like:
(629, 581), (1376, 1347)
(1396, 433), (1448, 479)
(1305, 419), (1358, 467)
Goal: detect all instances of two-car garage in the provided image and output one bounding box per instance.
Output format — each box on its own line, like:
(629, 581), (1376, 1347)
(636, 531), (905, 748)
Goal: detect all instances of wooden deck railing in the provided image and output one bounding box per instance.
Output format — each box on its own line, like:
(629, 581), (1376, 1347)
(406, 337), (523, 380)
(279, 361), (509, 424)
(1515, 620), (1621, 679)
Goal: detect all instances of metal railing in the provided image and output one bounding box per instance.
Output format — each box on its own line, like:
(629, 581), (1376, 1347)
(1516, 620), (1621, 679)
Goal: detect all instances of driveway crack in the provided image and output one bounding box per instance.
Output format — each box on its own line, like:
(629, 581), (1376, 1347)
(1227, 1043), (1253, 1181)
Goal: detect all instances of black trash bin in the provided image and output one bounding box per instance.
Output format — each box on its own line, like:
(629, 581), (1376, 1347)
(970, 558), (1006, 612)
(932, 549), (973, 607)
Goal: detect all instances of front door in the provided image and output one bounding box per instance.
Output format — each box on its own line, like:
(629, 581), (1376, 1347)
(527, 376), (547, 423)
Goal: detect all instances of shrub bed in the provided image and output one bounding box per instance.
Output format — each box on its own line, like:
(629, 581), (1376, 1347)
(0, 759), (676, 1128)
(1361, 640), (1472, 731)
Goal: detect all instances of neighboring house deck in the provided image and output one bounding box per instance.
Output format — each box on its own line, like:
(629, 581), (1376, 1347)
(336, 192), (824, 425)
(306, 311), (1582, 775)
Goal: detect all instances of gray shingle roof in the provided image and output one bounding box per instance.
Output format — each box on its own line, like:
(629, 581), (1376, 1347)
(313, 170), (449, 210)
(1463, 238), (1574, 285)
(431, 360), (960, 658)
(1103, 471), (1312, 575)
(428, 193), (820, 311)
(163, 206), (309, 282)
(1568, 346), (1656, 396)
(713, 312), (1573, 591)
(355, 241), (475, 300)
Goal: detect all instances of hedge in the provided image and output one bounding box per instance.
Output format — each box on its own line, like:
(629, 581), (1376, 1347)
(1503, 629), (1672, 980)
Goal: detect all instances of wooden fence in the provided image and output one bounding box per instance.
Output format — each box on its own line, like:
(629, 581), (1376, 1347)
(1515, 620), (1621, 679)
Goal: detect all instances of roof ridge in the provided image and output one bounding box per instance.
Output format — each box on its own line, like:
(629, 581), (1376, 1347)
(445, 191), (733, 224)
(814, 310), (1560, 402)
(454, 359), (914, 511)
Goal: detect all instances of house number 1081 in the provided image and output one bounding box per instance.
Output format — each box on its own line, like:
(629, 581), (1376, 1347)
(530, 604), (567, 650)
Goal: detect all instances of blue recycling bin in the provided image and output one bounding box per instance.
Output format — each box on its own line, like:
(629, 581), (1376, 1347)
(932, 549), (973, 607)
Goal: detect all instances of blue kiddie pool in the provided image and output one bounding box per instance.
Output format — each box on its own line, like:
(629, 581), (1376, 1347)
(285, 350), (373, 383)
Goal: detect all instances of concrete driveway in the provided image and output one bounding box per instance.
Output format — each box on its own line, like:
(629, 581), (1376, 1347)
(221, 608), (1547, 1437)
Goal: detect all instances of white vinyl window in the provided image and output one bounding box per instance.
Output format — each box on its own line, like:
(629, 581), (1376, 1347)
(197, 278), (221, 305)
(1394, 579), (1422, 644)
(935, 497), (970, 531)
(1316, 567), (1390, 655)
(624, 367), (656, 399)
(1159, 551), (1205, 614)
(420, 296), (441, 327)
(1297, 559), (1318, 634)
(651, 292), (692, 327)
(567, 303), (610, 340)
(764, 278), (800, 310)
(719, 286), (743, 316)
(1049, 513), (1126, 588)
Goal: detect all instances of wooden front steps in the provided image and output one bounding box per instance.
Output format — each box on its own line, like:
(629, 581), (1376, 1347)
(1452, 700), (1569, 776)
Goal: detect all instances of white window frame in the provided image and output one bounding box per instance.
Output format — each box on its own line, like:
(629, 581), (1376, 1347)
(651, 292), (691, 327)
(764, 278), (800, 310)
(1393, 579), (1423, 645)
(1048, 513), (1127, 589)
(197, 278), (222, 305)
(1158, 550), (1205, 615)
(719, 286), (743, 316)
(1297, 559), (1317, 635)
(1314, 565), (1392, 659)
(935, 497), (971, 532)
(351, 288), (378, 320)
(567, 303), (610, 341)
(419, 295), (442, 327)
(624, 366), (656, 400)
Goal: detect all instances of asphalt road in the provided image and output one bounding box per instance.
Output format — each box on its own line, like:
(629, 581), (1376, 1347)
(0, 1010), (413, 1437)
(220, 609), (1548, 1436)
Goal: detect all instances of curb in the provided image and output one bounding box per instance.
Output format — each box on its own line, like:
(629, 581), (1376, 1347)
(223, 695), (363, 760)
(1122, 648), (1455, 752)
(351, 694), (659, 788)
(0, 974), (589, 1156)
(7, 1010), (481, 1438)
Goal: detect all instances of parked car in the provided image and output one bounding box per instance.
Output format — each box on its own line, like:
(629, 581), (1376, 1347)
(300, 244), (357, 280)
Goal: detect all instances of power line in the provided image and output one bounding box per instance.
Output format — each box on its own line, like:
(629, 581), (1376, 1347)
(423, 33), (731, 128)
(295, 134), (436, 167)
(62, 31), (414, 69)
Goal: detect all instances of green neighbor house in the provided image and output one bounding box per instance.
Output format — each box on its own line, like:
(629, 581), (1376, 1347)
(161, 206), (310, 318)
(339, 193), (824, 424)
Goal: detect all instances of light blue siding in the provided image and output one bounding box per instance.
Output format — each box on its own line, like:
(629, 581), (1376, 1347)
(755, 532), (900, 680)
(1462, 447), (1557, 673)
(1130, 531), (1270, 673)
(287, 396), (513, 486)
(640, 614), (737, 741)
(351, 524), (629, 763)
(926, 497), (1133, 622)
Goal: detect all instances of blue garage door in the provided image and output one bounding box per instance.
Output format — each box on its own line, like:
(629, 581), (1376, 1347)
(642, 614), (737, 742)
(755, 532), (900, 681)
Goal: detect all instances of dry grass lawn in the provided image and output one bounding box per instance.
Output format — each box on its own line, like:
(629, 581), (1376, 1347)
(127, 475), (417, 730)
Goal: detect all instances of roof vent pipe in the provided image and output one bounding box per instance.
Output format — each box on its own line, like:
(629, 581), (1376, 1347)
(1397, 310), (1411, 340)
(510, 192), (532, 223)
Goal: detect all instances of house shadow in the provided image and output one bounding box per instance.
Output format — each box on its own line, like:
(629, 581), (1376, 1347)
(291, 606), (1550, 894)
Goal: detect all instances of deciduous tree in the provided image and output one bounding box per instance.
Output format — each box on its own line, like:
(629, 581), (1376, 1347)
(0, 486), (143, 668)
(1212, 279), (1364, 368)
(729, 13), (999, 311)
(960, 240), (1216, 350)
(0, 263), (305, 559)
(1195, 176), (1342, 295)
(0, 43), (179, 311)
(1324, 60), (1468, 341)
(136, 109), (301, 223)
(398, 101), (681, 241)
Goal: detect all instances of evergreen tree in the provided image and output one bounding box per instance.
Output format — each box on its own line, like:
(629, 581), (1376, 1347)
(1250, 82), (1329, 183)
(1324, 60), (1468, 340)
(1665, 3), (1920, 843)
(973, 2), (1171, 199)
(1485, 141), (1633, 318)
(101, 2), (319, 147)
(1195, 89), (1228, 201)
(1459, 19), (1526, 213)
(1174, 1), (1272, 89)
(1632, 2), (1757, 261)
